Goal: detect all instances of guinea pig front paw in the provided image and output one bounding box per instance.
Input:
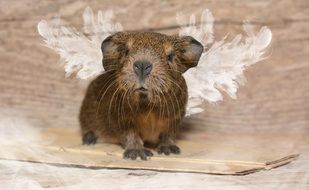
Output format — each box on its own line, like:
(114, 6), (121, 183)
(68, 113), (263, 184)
(157, 144), (181, 155)
(123, 148), (153, 160)
(82, 131), (97, 145)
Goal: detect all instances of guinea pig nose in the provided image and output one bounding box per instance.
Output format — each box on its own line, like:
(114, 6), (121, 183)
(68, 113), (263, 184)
(133, 61), (152, 78)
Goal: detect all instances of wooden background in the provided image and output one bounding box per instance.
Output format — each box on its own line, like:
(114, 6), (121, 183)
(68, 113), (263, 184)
(0, 0), (308, 189)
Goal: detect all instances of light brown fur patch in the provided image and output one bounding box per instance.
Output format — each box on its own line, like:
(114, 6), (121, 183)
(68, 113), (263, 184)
(136, 112), (168, 144)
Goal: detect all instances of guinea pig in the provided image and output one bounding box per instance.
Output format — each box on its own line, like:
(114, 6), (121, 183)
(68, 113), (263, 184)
(79, 31), (203, 160)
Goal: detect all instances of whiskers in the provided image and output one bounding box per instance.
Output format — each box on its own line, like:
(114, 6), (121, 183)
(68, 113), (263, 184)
(102, 77), (135, 129)
(96, 71), (118, 119)
(95, 69), (185, 133)
(148, 74), (185, 133)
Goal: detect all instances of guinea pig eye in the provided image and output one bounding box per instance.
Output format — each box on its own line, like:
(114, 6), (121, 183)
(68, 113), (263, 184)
(166, 53), (173, 62)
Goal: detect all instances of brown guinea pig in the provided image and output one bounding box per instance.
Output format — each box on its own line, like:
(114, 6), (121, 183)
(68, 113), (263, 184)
(79, 31), (203, 160)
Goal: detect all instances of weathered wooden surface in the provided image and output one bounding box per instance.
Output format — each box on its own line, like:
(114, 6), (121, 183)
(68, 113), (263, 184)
(0, 127), (300, 175)
(0, 0), (309, 189)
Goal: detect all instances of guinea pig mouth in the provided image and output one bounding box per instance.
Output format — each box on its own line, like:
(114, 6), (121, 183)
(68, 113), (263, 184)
(133, 87), (149, 102)
(134, 87), (148, 93)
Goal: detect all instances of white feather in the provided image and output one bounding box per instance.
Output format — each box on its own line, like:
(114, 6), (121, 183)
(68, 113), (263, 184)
(177, 9), (214, 45)
(37, 7), (122, 79)
(182, 12), (272, 116)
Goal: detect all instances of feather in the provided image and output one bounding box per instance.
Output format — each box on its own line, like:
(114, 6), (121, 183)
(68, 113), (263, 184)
(182, 11), (272, 116)
(177, 9), (214, 45)
(37, 7), (122, 79)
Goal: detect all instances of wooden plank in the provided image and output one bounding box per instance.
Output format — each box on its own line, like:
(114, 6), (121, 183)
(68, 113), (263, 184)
(0, 127), (300, 175)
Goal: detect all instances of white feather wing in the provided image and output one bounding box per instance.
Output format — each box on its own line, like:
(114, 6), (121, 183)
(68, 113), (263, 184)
(37, 7), (123, 79)
(37, 7), (272, 116)
(179, 11), (272, 116)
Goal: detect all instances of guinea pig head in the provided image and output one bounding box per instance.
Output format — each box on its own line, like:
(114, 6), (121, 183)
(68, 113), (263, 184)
(101, 32), (203, 104)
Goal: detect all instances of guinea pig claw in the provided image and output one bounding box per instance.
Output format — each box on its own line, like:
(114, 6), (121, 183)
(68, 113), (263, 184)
(123, 148), (153, 160)
(158, 144), (181, 155)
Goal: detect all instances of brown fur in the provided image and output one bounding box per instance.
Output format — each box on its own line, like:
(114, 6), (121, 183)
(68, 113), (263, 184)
(79, 31), (203, 160)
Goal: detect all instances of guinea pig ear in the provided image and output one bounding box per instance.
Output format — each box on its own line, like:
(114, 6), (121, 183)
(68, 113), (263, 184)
(179, 36), (204, 72)
(101, 34), (120, 71)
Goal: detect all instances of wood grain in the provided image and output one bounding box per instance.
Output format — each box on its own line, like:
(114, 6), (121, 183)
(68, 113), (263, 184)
(0, 0), (308, 189)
